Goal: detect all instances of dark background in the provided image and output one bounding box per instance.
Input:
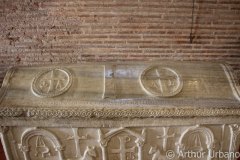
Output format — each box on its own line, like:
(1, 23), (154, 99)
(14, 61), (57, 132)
(0, 143), (5, 159)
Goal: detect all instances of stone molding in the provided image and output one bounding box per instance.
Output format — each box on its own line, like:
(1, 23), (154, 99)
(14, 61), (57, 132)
(1, 107), (240, 119)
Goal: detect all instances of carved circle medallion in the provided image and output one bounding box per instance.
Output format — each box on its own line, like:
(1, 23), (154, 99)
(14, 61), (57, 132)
(140, 66), (183, 97)
(32, 68), (72, 98)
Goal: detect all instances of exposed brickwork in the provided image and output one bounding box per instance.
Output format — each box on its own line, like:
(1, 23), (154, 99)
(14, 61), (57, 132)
(0, 0), (239, 84)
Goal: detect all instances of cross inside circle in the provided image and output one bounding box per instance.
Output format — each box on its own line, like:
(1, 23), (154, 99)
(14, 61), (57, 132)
(32, 68), (72, 98)
(140, 66), (183, 97)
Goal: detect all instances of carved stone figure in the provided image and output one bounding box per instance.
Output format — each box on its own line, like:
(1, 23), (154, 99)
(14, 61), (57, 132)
(81, 146), (97, 160)
(149, 146), (165, 160)
(67, 146), (97, 160)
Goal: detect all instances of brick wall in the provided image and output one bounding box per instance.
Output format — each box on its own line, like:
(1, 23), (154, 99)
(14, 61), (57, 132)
(0, 0), (239, 84)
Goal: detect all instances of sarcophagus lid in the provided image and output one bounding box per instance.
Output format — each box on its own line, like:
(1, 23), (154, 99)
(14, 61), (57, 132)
(0, 61), (239, 121)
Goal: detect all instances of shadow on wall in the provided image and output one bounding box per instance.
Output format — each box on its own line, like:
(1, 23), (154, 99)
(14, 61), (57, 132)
(0, 142), (6, 160)
(190, 0), (204, 44)
(238, 146), (240, 160)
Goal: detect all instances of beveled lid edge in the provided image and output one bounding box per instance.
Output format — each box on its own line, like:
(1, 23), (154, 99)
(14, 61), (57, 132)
(0, 67), (16, 103)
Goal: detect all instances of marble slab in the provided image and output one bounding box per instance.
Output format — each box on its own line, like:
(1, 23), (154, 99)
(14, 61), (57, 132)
(0, 61), (239, 160)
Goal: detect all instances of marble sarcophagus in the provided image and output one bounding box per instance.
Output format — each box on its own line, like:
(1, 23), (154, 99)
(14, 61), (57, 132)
(0, 61), (240, 160)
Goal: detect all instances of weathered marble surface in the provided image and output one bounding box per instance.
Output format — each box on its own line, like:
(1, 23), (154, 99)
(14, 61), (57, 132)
(0, 61), (240, 160)
(1, 125), (240, 160)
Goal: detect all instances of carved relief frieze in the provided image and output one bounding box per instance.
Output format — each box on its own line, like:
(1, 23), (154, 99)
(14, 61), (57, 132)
(2, 107), (238, 120)
(0, 124), (238, 160)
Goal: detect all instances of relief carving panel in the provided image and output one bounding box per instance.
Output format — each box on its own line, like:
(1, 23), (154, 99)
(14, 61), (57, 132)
(18, 128), (64, 160)
(0, 124), (237, 160)
(176, 125), (214, 160)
